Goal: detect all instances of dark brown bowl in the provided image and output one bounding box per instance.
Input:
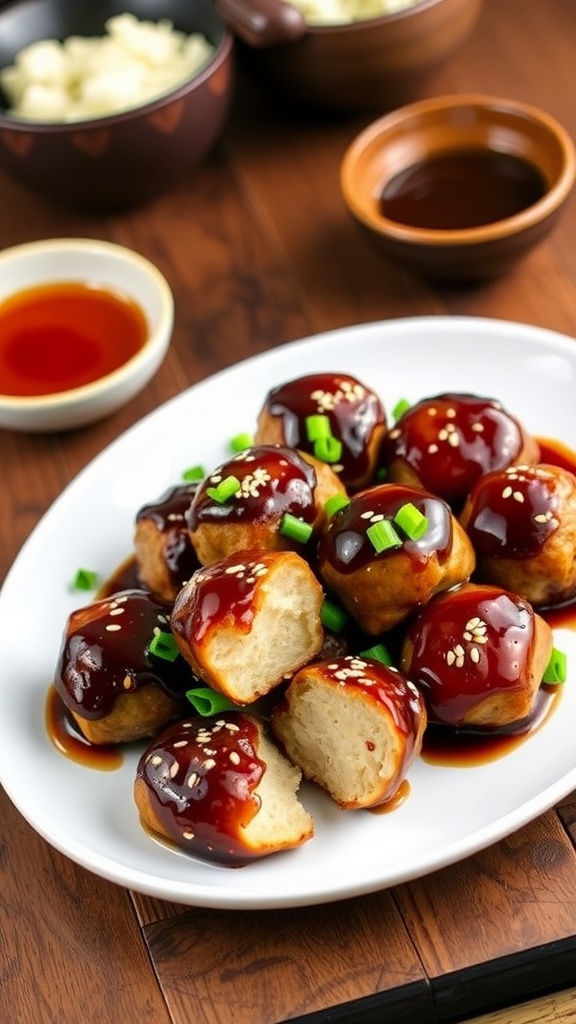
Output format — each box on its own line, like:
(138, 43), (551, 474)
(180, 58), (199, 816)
(0, 0), (234, 211)
(341, 93), (576, 282)
(216, 0), (483, 112)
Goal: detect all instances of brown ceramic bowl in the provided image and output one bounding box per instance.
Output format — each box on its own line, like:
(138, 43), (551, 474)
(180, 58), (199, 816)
(341, 93), (576, 282)
(216, 0), (482, 112)
(0, 0), (234, 211)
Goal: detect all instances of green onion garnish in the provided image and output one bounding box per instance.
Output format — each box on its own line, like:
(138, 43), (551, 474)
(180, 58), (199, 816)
(360, 643), (393, 666)
(394, 502), (428, 540)
(542, 647), (567, 684)
(375, 466), (388, 481)
(324, 493), (350, 518)
(314, 435), (343, 464)
(72, 568), (99, 591)
(148, 630), (180, 662)
(321, 599), (349, 633)
(186, 687), (240, 716)
(230, 432), (253, 453)
(366, 519), (401, 553)
(280, 513), (313, 544)
(306, 414), (332, 441)
(182, 464), (206, 482)
(392, 398), (411, 422)
(206, 475), (240, 503)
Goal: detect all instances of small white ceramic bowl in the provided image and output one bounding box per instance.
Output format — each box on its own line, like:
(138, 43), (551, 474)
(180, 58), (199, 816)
(0, 238), (174, 433)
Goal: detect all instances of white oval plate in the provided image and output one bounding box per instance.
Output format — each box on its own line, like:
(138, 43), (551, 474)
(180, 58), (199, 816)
(1, 315), (575, 910)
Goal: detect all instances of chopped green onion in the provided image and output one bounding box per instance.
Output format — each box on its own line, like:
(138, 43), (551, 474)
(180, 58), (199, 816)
(148, 630), (180, 662)
(306, 414), (332, 441)
(321, 599), (349, 633)
(72, 568), (99, 591)
(314, 435), (343, 464)
(206, 475), (240, 503)
(186, 687), (241, 716)
(392, 398), (411, 422)
(230, 432), (253, 453)
(542, 647), (567, 684)
(182, 464), (206, 482)
(394, 502), (428, 540)
(366, 518), (401, 553)
(280, 513), (313, 544)
(360, 643), (393, 666)
(375, 466), (388, 481)
(324, 493), (350, 518)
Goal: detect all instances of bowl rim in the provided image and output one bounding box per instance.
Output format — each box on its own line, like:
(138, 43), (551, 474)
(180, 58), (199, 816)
(280, 0), (476, 35)
(0, 237), (174, 412)
(341, 92), (576, 246)
(0, 24), (233, 131)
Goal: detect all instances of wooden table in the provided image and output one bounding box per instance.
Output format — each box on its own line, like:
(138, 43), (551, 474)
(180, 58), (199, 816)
(2, 1), (576, 1021)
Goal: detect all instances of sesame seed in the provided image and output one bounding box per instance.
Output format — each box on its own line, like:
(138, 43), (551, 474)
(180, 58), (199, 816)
(229, 751), (240, 764)
(182, 830), (195, 840)
(169, 762), (178, 778)
(105, 623), (121, 632)
(470, 647), (481, 664)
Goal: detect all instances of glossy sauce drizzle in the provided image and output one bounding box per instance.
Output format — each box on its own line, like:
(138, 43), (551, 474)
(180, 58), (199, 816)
(421, 686), (560, 767)
(45, 684), (123, 770)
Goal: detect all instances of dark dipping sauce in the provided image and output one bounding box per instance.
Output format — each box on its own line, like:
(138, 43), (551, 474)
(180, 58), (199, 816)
(380, 148), (547, 230)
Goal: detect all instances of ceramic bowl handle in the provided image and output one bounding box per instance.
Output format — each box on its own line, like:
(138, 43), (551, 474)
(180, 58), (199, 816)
(215, 0), (308, 47)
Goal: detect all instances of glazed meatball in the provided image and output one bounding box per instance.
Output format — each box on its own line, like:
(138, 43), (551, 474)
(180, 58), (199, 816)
(460, 463), (576, 608)
(317, 482), (476, 634)
(187, 443), (346, 566)
(135, 713), (314, 866)
(54, 589), (191, 745)
(271, 655), (427, 809)
(381, 393), (540, 509)
(255, 372), (387, 491)
(171, 548), (325, 704)
(134, 482), (201, 602)
(400, 582), (553, 729)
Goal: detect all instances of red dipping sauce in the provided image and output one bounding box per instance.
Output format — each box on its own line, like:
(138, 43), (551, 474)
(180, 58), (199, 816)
(0, 281), (148, 397)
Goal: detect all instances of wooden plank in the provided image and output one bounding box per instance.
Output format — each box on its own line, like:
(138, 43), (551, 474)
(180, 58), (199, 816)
(0, 788), (172, 1024)
(394, 812), (576, 1020)
(139, 892), (433, 1024)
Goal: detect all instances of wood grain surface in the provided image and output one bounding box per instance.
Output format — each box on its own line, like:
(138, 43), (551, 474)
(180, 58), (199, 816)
(2, 1), (576, 1021)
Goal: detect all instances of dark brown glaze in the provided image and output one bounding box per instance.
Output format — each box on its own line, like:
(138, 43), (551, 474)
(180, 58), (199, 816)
(380, 149), (546, 230)
(187, 445), (318, 530)
(318, 483), (453, 575)
(401, 583), (546, 728)
(135, 713), (266, 866)
(171, 550), (275, 647)
(136, 482), (201, 590)
(45, 684), (124, 770)
(462, 464), (562, 558)
(382, 393), (536, 508)
(257, 373), (386, 490)
(421, 685), (560, 766)
(55, 589), (190, 720)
